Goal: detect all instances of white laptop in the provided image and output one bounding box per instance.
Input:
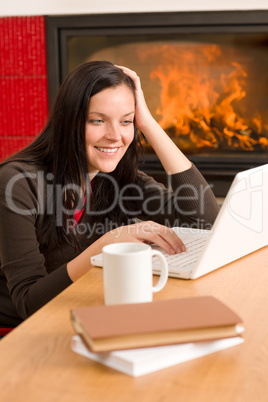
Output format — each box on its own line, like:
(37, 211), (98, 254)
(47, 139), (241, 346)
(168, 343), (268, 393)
(91, 163), (268, 279)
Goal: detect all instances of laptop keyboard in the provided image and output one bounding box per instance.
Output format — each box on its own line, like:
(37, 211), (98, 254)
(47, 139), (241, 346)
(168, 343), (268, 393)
(152, 235), (209, 271)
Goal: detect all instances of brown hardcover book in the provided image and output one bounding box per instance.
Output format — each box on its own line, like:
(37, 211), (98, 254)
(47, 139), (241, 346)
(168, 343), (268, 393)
(70, 296), (244, 353)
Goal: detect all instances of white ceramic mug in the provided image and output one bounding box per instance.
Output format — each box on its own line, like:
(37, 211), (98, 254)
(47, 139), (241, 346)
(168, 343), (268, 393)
(102, 242), (168, 305)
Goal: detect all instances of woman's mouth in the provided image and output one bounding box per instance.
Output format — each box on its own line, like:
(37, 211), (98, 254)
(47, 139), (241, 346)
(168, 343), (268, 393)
(95, 146), (119, 154)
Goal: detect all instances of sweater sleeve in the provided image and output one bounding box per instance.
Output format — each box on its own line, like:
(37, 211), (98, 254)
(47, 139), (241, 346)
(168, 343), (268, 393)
(136, 164), (220, 229)
(0, 163), (73, 320)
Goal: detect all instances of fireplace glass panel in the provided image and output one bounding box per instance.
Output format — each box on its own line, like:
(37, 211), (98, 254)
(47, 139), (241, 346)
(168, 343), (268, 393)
(67, 32), (268, 157)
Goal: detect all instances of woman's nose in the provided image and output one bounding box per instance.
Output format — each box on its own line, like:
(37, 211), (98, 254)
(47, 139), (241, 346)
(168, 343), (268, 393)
(104, 123), (122, 141)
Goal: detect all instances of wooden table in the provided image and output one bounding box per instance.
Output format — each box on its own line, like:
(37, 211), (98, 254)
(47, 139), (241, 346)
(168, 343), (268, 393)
(1, 246), (268, 402)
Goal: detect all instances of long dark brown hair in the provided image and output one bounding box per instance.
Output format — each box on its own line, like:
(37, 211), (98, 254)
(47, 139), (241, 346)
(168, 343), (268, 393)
(2, 61), (143, 248)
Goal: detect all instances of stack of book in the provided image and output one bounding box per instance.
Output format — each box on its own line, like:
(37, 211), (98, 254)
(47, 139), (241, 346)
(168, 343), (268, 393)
(70, 296), (244, 377)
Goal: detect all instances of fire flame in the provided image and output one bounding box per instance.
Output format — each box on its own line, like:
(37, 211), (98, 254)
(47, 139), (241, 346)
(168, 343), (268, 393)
(138, 44), (268, 152)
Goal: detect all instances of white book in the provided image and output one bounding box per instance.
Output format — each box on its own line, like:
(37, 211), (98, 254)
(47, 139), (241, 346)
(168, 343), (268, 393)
(71, 335), (244, 377)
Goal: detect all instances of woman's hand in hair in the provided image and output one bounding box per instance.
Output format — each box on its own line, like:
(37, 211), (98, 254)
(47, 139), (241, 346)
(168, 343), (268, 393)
(115, 65), (154, 132)
(116, 65), (192, 174)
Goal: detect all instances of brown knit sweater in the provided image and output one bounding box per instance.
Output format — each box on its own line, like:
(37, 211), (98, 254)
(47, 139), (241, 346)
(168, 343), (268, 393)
(0, 161), (219, 327)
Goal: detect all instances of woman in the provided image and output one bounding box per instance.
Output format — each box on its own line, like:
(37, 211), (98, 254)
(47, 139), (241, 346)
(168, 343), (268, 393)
(0, 61), (219, 330)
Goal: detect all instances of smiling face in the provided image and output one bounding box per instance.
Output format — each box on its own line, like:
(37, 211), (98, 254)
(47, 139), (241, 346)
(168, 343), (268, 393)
(85, 84), (135, 178)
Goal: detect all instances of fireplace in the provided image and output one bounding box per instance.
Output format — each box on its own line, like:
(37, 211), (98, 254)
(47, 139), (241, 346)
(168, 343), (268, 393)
(45, 11), (268, 196)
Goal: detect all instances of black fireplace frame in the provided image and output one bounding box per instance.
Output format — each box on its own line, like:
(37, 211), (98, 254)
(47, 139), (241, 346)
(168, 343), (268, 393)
(45, 11), (268, 196)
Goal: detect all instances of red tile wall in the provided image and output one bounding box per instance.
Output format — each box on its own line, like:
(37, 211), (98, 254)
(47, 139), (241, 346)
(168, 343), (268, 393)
(0, 16), (48, 161)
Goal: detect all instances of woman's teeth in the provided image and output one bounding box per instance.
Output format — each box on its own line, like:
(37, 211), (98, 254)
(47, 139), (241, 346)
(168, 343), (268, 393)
(96, 147), (119, 153)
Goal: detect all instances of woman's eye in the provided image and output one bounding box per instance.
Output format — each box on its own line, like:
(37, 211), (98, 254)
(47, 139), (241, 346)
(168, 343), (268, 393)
(89, 119), (103, 124)
(121, 120), (133, 125)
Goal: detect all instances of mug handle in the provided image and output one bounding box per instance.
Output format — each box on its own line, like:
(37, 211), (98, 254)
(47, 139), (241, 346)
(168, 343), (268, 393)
(151, 250), (169, 293)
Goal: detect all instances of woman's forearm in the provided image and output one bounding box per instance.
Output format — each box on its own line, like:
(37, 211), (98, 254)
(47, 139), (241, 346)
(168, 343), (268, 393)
(116, 65), (192, 175)
(67, 234), (107, 282)
(67, 220), (186, 282)
(140, 117), (192, 175)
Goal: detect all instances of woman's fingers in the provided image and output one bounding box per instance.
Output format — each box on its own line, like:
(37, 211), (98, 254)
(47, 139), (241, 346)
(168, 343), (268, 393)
(136, 221), (186, 254)
(109, 221), (186, 255)
(115, 65), (153, 132)
(115, 65), (142, 90)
